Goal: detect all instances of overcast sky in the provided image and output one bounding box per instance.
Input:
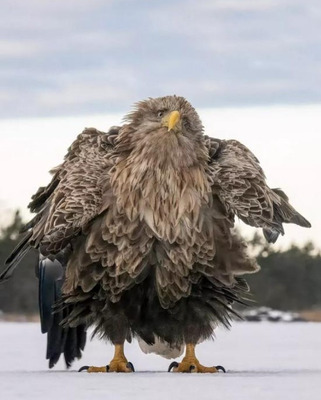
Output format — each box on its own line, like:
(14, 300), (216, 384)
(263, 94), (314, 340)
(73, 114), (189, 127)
(1, 0), (321, 118)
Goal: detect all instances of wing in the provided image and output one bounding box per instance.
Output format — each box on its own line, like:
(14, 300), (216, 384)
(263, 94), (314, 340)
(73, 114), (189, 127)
(205, 136), (311, 243)
(1, 126), (120, 281)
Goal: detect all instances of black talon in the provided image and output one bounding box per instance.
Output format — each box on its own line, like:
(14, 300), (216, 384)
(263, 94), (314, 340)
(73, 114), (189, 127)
(126, 362), (135, 372)
(215, 365), (226, 373)
(106, 365), (110, 372)
(168, 361), (179, 372)
(78, 365), (89, 372)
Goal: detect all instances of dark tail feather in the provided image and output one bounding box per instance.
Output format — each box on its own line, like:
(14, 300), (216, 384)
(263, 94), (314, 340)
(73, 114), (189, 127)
(0, 231), (32, 282)
(38, 258), (86, 368)
(47, 308), (87, 369)
(63, 322), (87, 368)
(47, 305), (65, 368)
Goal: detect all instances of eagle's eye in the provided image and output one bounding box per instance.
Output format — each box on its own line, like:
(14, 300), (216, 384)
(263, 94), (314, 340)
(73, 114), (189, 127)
(157, 110), (166, 118)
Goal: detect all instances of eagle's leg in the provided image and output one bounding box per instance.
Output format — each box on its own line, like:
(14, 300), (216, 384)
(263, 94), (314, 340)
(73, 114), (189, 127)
(168, 344), (225, 373)
(107, 343), (134, 372)
(79, 344), (134, 373)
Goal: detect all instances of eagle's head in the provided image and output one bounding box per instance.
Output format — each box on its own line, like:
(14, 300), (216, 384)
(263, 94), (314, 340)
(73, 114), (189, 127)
(125, 95), (203, 139)
(116, 95), (207, 168)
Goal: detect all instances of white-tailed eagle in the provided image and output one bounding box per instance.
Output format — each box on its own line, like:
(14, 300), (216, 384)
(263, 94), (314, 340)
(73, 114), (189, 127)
(1, 95), (310, 373)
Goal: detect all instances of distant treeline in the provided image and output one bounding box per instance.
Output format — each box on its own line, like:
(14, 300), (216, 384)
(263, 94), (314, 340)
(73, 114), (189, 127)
(0, 211), (38, 313)
(0, 212), (320, 314)
(246, 233), (321, 311)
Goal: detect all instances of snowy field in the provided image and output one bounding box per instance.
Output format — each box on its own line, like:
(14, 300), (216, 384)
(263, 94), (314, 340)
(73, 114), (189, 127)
(0, 322), (320, 400)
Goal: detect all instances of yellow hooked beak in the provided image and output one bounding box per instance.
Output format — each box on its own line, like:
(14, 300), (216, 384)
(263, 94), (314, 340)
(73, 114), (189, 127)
(162, 110), (181, 131)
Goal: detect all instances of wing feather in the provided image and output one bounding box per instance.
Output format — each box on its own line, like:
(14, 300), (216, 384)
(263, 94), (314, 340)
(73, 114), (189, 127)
(205, 137), (311, 242)
(2, 127), (119, 281)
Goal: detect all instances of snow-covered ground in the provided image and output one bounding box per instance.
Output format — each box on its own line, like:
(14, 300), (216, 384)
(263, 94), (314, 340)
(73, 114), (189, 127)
(0, 322), (320, 400)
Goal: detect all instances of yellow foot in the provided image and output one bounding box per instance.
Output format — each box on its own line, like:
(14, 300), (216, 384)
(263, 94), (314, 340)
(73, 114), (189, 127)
(108, 359), (135, 373)
(78, 344), (135, 373)
(79, 360), (135, 373)
(168, 359), (225, 373)
(168, 344), (226, 373)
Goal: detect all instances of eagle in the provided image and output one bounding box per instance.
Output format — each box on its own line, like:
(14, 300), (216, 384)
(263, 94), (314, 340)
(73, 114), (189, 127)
(1, 95), (311, 373)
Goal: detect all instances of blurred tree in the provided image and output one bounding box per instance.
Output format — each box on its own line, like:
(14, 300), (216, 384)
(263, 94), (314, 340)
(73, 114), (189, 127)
(0, 211), (38, 314)
(246, 234), (321, 311)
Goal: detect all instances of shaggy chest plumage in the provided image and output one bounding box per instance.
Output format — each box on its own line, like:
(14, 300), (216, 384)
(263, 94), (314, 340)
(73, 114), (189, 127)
(111, 131), (211, 242)
(88, 131), (218, 307)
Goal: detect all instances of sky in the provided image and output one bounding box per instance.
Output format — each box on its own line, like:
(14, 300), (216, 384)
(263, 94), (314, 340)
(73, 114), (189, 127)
(1, 0), (320, 118)
(0, 1), (320, 248)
